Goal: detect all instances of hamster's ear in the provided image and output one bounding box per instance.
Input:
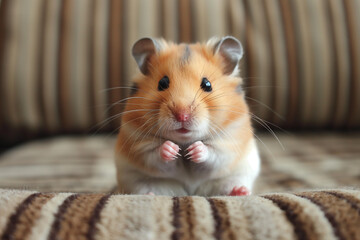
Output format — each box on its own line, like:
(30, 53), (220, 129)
(132, 38), (161, 75)
(211, 36), (243, 76)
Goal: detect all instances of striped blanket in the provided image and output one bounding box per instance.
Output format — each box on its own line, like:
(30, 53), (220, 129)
(0, 189), (359, 240)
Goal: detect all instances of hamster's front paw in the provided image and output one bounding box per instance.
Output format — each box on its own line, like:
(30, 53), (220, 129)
(186, 141), (209, 163)
(229, 186), (251, 196)
(160, 140), (180, 162)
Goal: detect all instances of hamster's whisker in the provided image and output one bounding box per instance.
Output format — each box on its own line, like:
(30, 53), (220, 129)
(244, 96), (284, 120)
(191, 87), (203, 106)
(125, 117), (159, 158)
(95, 108), (159, 130)
(91, 110), (156, 135)
(206, 118), (243, 157)
(116, 112), (161, 135)
(101, 86), (138, 92)
(152, 120), (168, 145)
(206, 107), (285, 150)
(104, 96), (161, 115)
(131, 120), (160, 157)
(199, 85), (232, 104)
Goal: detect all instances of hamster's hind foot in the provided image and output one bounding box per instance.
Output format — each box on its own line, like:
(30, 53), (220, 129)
(229, 186), (251, 196)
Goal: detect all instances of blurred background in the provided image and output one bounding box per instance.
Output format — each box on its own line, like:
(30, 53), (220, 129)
(0, 0), (359, 193)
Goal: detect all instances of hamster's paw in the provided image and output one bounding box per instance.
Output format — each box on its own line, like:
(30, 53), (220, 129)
(186, 141), (209, 163)
(229, 186), (251, 196)
(160, 140), (180, 162)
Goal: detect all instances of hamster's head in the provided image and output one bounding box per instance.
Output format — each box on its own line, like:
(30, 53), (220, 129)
(123, 36), (250, 145)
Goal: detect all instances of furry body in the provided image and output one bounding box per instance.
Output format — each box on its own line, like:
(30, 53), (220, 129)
(115, 37), (260, 196)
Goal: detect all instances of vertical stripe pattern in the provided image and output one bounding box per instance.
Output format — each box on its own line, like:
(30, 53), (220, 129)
(0, 189), (359, 240)
(1, 0), (360, 145)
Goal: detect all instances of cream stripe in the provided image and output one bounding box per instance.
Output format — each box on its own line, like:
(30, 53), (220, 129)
(240, 196), (296, 240)
(263, 1), (288, 125)
(16, 0), (41, 130)
(329, 0), (350, 127)
(138, 0), (160, 37)
(3, 0), (21, 127)
(312, 0), (333, 127)
(27, 193), (73, 240)
(71, 0), (92, 129)
(123, 0), (139, 88)
(23, 0), (43, 131)
(191, 197), (216, 240)
(294, 0), (315, 127)
(42, 0), (61, 132)
(206, 0), (227, 37)
(229, 0), (246, 45)
(93, 0), (110, 125)
(247, 0), (271, 120)
(192, 0), (207, 42)
(224, 197), (252, 240)
(336, 189), (360, 198)
(94, 195), (174, 240)
(162, 0), (179, 42)
(16, 0), (31, 128)
(0, 189), (36, 235)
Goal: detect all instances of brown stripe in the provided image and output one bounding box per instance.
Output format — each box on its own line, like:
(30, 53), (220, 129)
(49, 194), (104, 240)
(57, 0), (72, 132)
(326, 0), (341, 128)
(1, 193), (53, 240)
(36, 0), (48, 134)
(47, 194), (79, 240)
(86, 194), (111, 240)
(242, 0), (254, 101)
(296, 192), (360, 240)
(171, 197), (196, 240)
(263, 195), (318, 240)
(207, 198), (235, 240)
(262, 1), (277, 124)
(322, 191), (360, 216)
(0, 0), (9, 134)
(178, 0), (192, 43)
(88, 0), (97, 129)
(108, 0), (123, 131)
(343, 0), (360, 128)
(279, 0), (298, 128)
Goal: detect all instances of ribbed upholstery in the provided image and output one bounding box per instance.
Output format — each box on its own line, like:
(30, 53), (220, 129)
(0, 0), (360, 145)
(0, 189), (360, 240)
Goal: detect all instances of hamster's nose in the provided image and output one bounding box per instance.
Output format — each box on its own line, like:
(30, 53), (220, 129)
(175, 111), (190, 122)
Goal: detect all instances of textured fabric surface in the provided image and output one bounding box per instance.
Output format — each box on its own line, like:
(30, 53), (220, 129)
(0, 188), (359, 240)
(0, 133), (359, 194)
(1, 0), (360, 145)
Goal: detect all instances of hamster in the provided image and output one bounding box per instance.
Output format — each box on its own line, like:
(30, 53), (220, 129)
(115, 36), (260, 196)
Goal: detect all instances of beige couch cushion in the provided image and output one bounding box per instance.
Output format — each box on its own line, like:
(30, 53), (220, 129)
(0, 133), (359, 193)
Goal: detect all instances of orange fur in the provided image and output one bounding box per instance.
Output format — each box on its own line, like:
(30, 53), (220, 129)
(115, 40), (253, 174)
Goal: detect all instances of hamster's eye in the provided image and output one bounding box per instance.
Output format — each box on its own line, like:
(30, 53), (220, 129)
(158, 76), (170, 91)
(201, 77), (212, 92)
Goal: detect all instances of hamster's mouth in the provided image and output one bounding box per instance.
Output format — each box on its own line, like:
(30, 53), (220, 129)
(176, 128), (190, 134)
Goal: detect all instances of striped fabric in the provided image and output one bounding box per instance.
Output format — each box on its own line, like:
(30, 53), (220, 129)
(0, 0), (360, 145)
(1, 133), (359, 193)
(0, 188), (359, 240)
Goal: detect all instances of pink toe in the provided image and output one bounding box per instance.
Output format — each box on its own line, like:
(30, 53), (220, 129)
(229, 186), (250, 196)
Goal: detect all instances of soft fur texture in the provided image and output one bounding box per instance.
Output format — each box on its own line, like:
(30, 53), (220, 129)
(0, 188), (359, 240)
(115, 37), (260, 196)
